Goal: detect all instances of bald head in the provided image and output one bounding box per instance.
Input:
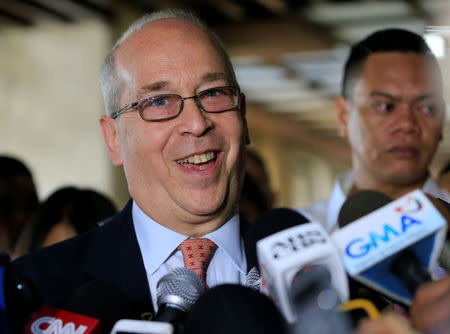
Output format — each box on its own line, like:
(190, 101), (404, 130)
(100, 10), (237, 117)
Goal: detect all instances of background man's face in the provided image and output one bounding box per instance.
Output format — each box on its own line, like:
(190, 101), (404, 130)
(338, 52), (444, 187)
(101, 19), (248, 231)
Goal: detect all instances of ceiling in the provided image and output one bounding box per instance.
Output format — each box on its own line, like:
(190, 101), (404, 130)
(1, 0), (450, 169)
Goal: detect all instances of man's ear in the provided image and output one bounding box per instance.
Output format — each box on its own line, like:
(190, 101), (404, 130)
(239, 93), (251, 146)
(100, 116), (123, 166)
(335, 96), (349, 138)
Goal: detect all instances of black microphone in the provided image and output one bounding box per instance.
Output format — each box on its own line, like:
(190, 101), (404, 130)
(155, 267), (205, 332)
(183, 284), (288, 334)
(337, 190), (392, 228)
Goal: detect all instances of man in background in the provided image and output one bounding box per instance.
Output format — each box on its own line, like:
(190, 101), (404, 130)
(301, 28), (449, 333)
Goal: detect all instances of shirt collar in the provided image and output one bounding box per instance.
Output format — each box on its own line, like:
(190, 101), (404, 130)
(203, 213), (247, 274)
(132, 201), (246, 275)
(132, 202), (187, 275)
(327, 170), (353, 232)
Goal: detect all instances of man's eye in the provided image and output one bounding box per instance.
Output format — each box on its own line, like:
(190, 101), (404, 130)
(203, 89), (221, 98)
(372, 102), (394, 113)
(416, 104), (440, 115)
(150, 96), (169, 107)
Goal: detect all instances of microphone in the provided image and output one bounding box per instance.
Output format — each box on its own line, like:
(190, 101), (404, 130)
(23, 279), (146, 334)
(250, 208), (349, 323)
(332, 189), (447, 305)
(183, 284), (287, 334)
(288, 264), (352, 334)
(245, 266), (261, 291)
(24, 306), (101, 334)
(155, 267), (205, 332)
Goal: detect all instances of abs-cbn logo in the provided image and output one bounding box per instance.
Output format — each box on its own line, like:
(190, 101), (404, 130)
(25, 306), (100, 334)
(30, 317), (87, 334)
(270, 230), (327, 259)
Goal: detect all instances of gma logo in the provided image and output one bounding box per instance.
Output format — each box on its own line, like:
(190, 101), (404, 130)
(345, 215), (421, 258)
(30, 317), (88, 334)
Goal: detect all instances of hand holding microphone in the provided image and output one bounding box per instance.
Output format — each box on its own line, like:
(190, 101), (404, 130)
(410, 274), (450, 334)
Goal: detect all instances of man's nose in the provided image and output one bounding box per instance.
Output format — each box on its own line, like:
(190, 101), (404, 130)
(177, 97), (213, 136)
(391, 103), (420, 135)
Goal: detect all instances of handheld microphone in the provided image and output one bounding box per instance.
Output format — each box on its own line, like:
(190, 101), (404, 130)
(23, 279), (147, 334)
(183, 284), (287, 334)
(288, 264), (352, 334)
(251, 208), (349, 323)
(332, 189), (447, 305)
(155, 267), (205, 332)
(24, 306), (101, 334)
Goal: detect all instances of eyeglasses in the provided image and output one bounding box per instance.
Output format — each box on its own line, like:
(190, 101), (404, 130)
(111, 86), (241, 121)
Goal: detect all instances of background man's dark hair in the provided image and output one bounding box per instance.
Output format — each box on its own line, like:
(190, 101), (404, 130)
(342, 28), (437, 98)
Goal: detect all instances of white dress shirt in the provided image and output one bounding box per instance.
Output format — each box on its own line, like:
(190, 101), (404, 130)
(132, 201), (248, 312)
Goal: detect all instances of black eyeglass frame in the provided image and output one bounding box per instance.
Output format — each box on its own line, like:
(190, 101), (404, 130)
(111, 85), (241, 121)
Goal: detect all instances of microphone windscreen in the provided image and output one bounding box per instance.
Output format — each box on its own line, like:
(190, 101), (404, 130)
(338, 190), (392, 228)
(64, 280), (143, 333)
(183, 284), (287, 334)
(248, 208), (310, 268)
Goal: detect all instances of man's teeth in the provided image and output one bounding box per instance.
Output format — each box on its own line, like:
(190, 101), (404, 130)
(177, 152), (216, 165)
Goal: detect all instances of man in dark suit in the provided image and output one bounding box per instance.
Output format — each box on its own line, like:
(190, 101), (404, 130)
(9, 9), (252, 324)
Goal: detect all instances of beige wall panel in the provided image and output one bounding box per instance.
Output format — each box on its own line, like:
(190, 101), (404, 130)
(0, 21), (128, 207)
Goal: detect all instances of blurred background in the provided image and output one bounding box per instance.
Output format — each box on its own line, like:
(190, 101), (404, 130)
(0, 0), (449, 209)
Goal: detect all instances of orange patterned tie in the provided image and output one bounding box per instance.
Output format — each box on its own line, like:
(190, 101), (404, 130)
(178, 238), (217, 285)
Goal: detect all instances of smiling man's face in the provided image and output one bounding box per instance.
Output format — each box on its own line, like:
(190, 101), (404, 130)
(100, 18), (249, 236)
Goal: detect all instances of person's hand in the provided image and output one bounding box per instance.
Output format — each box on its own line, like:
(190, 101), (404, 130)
(410, 274), (450, 333)
(353, 313), (419, 334)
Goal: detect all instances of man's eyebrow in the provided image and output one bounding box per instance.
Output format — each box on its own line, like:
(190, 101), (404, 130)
(137, 81), (170, 97)
(201, 72), (230, 83)
(369, 91), (396, 99)
(369, 91), (442, 102)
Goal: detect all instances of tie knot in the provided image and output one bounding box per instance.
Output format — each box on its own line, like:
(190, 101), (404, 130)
(178, 238), (217, 284)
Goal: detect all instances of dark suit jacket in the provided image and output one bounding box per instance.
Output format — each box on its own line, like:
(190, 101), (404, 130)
(9, 200), (255, 321)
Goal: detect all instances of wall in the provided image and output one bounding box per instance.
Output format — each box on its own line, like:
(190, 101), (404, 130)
(0, 21), (129, 208)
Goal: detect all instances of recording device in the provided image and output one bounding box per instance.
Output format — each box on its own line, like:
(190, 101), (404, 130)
(24, 306), (101, 334)
(332, 189), (447, 305)
(183, 284), (287, 334)
(22, 279), (146, 334)
(252, 208), (349, 323)
(155, 267), (205, 333)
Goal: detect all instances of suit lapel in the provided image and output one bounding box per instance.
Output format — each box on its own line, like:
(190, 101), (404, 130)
(83, 200), (154, 316)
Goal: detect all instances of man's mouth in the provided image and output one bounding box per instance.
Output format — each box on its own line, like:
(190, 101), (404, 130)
(177, 151), (217, 165)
